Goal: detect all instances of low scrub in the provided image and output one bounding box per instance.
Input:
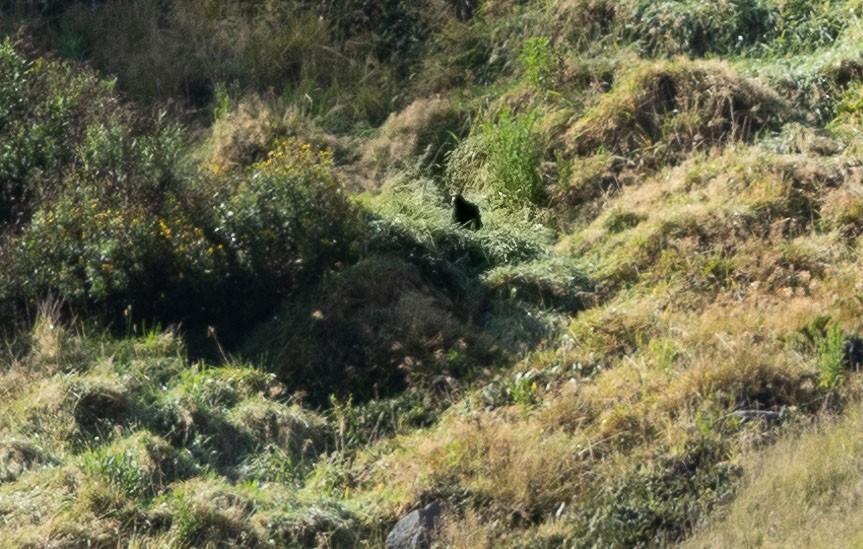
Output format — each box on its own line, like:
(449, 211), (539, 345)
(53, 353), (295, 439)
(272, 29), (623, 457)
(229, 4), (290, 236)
(243, 256), (498, 405)
(0, 42), (363, 340)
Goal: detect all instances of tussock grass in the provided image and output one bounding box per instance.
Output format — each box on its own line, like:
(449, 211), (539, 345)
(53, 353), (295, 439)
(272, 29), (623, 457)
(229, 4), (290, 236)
(352, 408), (588, 522)
(568, 58), (787, 167)
(204, 96), (332, 169)
(566, 146), (843, 298)
(0, 317), (365, 546)
(482, 256), (592, 312)
(364, 96), (468, 178)
(447, 107), (546, 209)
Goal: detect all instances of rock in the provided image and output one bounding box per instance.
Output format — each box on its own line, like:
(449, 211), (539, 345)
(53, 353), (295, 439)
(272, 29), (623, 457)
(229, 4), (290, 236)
(385, 502), (442, 549)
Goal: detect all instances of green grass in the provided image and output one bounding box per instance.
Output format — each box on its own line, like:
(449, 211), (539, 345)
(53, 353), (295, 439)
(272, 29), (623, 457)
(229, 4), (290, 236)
(6, 0), (863, 546)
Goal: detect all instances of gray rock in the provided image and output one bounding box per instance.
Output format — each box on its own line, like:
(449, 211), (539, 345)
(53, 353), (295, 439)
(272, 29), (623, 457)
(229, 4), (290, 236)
(385, 502), (442, 549)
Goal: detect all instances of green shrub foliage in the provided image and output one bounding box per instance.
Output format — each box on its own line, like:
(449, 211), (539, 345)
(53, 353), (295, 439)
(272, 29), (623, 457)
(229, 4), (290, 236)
(0, 41), (359, 338)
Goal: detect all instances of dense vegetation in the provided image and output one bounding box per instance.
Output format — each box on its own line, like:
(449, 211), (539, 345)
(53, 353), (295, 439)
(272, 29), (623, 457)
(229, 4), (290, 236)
(4, 0), (863, 546)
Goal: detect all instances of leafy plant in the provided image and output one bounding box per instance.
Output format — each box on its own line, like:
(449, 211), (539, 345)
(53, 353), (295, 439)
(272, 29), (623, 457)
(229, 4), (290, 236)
(519, 36), (554, 89)
(817, 321), (846, 390)
(213, 138), (359, 289)
(507, 369), (539, 406)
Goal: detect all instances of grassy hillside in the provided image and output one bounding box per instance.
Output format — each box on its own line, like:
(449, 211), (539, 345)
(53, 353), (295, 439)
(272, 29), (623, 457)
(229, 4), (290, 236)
(4, 0), (863, 546)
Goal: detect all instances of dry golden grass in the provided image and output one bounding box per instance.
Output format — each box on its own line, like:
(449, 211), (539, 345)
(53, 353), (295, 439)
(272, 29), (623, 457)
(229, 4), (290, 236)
(354, 407), (588, 523)
(684, 401), (863, 548)
(363, 97), (462, 174)
(205, 96), (330, 169)
(438, 508), (497, 549)
(567, 58), (787, 163)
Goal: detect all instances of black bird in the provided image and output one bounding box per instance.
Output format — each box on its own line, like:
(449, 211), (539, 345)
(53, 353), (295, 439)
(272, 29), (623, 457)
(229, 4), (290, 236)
(451, 194), (483, 230)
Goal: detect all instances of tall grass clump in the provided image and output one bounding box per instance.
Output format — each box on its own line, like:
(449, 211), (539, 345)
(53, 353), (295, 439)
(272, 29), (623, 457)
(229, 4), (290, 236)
(363, 96), (468, 178)
(827, 81), (863, 139)
(625, 0), (777, 57)
(447, 108), (544, 208)
(482, 109), (544, 206)
(5, 0), (472, 128)
(683, 402), (863, 548)
(768, 0), (851, 55)
(549, 0), (618, 51)
(817, 321), (847, 391)
(411, 17), (497, 94)
(61, 2), (344, 103)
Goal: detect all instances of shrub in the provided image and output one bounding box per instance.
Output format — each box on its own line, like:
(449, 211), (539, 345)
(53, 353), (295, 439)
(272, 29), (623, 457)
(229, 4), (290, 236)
(210, 137), (361, 292)
(0, 38), (132, 228)
(519, 36), (555, 89)
(0, 52), (360, 336)
(13, 185), (234, 326)
(243, 256), (497, 404)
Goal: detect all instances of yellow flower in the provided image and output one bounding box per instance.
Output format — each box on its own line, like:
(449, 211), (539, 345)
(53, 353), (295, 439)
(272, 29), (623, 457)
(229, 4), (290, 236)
(159, 219), (172, 239)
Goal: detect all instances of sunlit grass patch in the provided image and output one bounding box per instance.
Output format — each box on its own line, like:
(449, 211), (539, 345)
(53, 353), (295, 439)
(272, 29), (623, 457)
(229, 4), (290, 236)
(567, 58), (787, 167)
(684, 401), (863, 548)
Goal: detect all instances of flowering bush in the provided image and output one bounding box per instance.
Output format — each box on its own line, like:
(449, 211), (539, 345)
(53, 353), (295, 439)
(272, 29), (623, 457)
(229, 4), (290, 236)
(211, 138), (360, 291)
(0, 40), (359, 335)
(12, 138), (359, 332)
